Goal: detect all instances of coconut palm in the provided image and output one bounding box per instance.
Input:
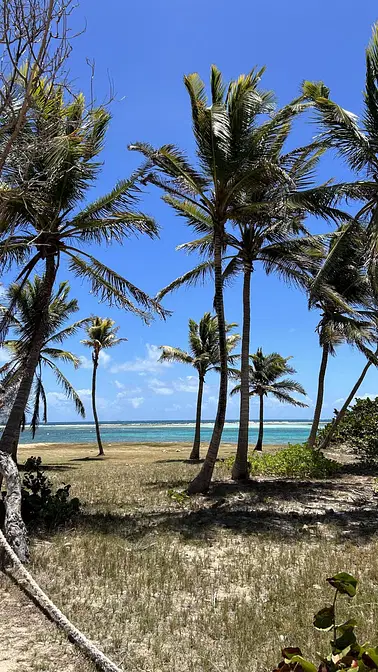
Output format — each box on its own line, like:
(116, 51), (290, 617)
(307, 228), (376, 448)
(159, 313), (240, 460)
(302, 24), (378, 301)
(131, 67), (342, 493)
(231, 348), (308, 452)
(82, 317), (126, 456)
(0, 278), (87, 458)
(0, 80), (165, 460)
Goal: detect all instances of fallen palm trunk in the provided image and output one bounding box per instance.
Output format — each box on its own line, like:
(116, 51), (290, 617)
(0, 529), (124, 672)
(0, 451), (124, 672)
(0, 450), (28, 562)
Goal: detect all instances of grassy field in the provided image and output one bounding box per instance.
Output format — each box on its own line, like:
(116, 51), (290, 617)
(1, 441), (378, 672)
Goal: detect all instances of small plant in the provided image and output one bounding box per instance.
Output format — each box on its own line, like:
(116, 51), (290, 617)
(226, 444), (339, 479)
(167, 488), (190, 505)
(274, 572), (378, 672)
(317, 397), (378, 464)
(21, 456), (81, 530)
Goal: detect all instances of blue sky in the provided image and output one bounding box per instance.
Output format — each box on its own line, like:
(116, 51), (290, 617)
(4, 0), (378, 422)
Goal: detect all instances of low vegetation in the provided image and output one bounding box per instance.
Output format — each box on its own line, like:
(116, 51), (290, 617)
(226, 444), (340, 479)
(319, 396), (378, 464)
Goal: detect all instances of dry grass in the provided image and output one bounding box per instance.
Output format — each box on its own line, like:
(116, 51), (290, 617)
(3, 441), (378, 671)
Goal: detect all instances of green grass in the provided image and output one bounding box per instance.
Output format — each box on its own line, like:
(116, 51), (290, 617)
(5, 442), (378, 672)
(226, 443), (340, 479)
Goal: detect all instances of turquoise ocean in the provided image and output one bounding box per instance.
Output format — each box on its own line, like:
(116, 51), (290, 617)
(13, 420), (327, 445)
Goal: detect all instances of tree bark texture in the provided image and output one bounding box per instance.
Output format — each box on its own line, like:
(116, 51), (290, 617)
(189, 375), (204, 460)
(307, 344), (329, 449)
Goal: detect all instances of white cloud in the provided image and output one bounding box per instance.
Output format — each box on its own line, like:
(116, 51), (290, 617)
(356, 392), (378, 400)
(165, 403), (182, 412)
(114, 380), (124, 389)
(116, 387), (142, 399)
(110, 344), (171, 374)
(0, 348), (9, 363)
(76, 388), (92, 397)
(128, 397), (144, 408)
(335, 397), (345, 404)
(99, 351), (111, 367)
(148, 377), (173, 395)
(46, 391), (69, 405)
(173, 376), (198, 393)
(79, 355), (92, 369)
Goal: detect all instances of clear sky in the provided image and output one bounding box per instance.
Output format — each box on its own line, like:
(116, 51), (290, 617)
(4, 0), (378, 423)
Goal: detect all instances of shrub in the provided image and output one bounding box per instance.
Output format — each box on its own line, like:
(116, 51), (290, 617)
(226, 444), (339, 479)
(318, 396), (378, 463)
(273, 572), (378, 672)
(21, 455), (81, 530)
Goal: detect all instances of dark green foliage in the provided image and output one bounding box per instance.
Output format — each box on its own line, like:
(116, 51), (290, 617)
(318, 396), (378, 463)
(226, 443), (339, 478)
(273, 572), (378, 672)
(21, 456), (80, 530)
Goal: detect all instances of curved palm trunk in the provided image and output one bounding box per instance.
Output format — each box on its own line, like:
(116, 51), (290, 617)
(307, 344), (329, 449)
(232, 263), (252, 480)
(319, 353), (375, 451)
(254, 394), (264, 451)
(188, 231), (227, 494)
(92, 353), (104, 457)
(189, 375), (204, 461)
(0, 255), (57, 457)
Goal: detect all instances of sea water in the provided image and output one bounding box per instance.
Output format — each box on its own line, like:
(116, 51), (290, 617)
(12, 420), (327, 445)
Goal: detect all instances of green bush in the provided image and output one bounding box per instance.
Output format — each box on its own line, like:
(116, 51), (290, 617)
(318, 396), (378, 463)
(273, 572), (378, 672)
(21, 456), (81, 530)
(226, 443), (339, 479)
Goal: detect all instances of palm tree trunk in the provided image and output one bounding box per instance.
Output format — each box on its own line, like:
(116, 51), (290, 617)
(92, 353), (104, 456)
(307, 343), (329, 449)
(0, 254), (56, 457)
(254, 394), (264, 451)
(319, 353), (375, 451)
(189, 375), (204, 461)
(232, 263), (252, 480)
(188, 230), (227, 493)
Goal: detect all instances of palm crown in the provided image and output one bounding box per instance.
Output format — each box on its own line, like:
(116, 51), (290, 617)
(231, 348), (307, 406)
(159, 312), (240, 378)
(82, 317), (127, 360)
(0, 80), (165, 326)
(0, 278), (87, 436)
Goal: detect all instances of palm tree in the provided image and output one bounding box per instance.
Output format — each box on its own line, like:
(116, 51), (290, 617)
(231, 348), (308, 452)
(307, 228), (375, 448)
(0, 278), (88, 459)
(159, 313), (240, 460)
(82, 317), (126, 456)
(302, 24), (378, 309)
(131, 67), (339, 493)
(0, 81), (165, 461)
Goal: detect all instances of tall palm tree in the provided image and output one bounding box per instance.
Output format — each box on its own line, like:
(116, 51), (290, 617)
(231, 348), (308, 452)
(82, 317), (126, 456)
(0, 80), (165, 460)
(159, 313), (240, 460)
(131, 67), (339, 493)
(302, 24), (378, 306)
(307, 229), (375, 448)
(0, 278), (88, 458)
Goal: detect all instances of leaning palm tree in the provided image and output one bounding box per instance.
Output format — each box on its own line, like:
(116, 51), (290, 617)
(231, 348), (308, 452)
(131, 67), (340, 493)
(0, 278), (88, 459)
(159, 313), (240, 460)
(0, 80), (165, 464)
(82, 317), (126, 456)
(302, 24), (378, 305)
(307, 228), (376, 448)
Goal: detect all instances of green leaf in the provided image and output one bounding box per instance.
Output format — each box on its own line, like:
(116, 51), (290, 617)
(282, 647), (302, 660)
(313, 606), (335, 631)
(362, 647), (378, 669)
(327, 572), (358, 597)
(333, 628), (357, 653)
(290, 656), (317, 672)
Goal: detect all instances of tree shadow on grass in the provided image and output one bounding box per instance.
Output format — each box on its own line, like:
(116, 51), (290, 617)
(18, 463), (78, 473)
(72, 475), (378, 545)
